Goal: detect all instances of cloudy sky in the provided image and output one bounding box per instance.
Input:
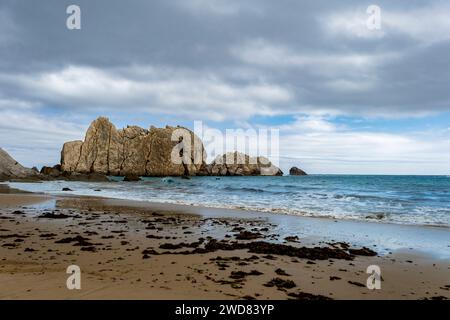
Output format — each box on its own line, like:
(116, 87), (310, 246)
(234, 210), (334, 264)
(0, 0), (449, 174)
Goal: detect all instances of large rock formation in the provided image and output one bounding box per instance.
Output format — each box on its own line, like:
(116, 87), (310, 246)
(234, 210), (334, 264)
(0, 148), (39, 181)
(208, 152), (283, 176)
(40, 164), (62, 177)
(61, 117), (207, 177)
(61, 117), (284, 177)
(289, 166), (307, 176)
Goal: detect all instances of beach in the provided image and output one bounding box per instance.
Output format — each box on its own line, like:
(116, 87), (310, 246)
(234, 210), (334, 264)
(0, 184), (449, 300)
(1, 0), (450, 308)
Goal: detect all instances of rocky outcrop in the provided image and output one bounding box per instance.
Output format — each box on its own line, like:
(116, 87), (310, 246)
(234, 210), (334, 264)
(0, 148), (40, 181)
(207, 152), (283, 176)
(39, 164), (109, 182)
(61, 117), (207, 177)
(40, 165), (62, 177)
(60, 141), (83, 173)
(60, 117), (284, 177)
(289, 167), (307, 176)
(123, 174), (141, 182)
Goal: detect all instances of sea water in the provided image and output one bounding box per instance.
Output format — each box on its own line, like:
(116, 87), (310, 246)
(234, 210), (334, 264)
(9, 175), (450, 227)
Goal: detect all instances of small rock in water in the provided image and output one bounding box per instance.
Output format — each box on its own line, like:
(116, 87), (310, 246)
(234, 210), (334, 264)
(62, 187), (73, 191)
(123, 175), (141, 182)
(365, 213), (385, 220)
(284, 236), (300, 243)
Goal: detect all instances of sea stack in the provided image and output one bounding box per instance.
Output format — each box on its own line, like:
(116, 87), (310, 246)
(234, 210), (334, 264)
(289, 167), (307, 176)
(61, 117), (207, 177)
(60, 117), (284, 177)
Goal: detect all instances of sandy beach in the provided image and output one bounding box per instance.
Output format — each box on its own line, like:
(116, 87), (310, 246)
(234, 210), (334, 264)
(2, 0), (450, 309)
(0, 184), (448, 300)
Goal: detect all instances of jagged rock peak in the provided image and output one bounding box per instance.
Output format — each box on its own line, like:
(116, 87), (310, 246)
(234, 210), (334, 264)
(61, 117), (206, 177)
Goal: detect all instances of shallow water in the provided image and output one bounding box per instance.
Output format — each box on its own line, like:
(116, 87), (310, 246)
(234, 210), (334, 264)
(18, 196), (450, 259)
(9, 175), (450, 227)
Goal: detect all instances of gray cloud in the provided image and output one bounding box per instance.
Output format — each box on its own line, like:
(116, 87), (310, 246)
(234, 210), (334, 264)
(0, 0), (449, 172)
(1, 0), (449, 118)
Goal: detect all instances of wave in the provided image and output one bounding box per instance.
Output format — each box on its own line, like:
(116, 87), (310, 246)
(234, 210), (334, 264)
(7, 175), (450, 228)
(334, 193), (384, 201)
(265, 183), (317, 190)
(222, 186), (265, 193)
(221, 186), (295, 195)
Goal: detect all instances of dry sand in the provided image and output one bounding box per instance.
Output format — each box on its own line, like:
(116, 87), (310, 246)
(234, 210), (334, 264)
(0, 188), (449, 300)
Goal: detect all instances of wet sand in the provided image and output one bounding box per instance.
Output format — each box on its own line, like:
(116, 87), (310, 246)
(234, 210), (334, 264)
(0, 188), (449, 300)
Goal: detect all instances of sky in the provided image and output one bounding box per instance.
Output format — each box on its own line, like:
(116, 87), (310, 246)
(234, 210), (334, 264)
(0, 0), (449, 174)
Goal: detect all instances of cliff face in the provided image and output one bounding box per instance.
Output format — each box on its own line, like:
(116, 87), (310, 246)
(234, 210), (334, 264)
(61, 117), (207, 177)
(0, 148), (38, 180)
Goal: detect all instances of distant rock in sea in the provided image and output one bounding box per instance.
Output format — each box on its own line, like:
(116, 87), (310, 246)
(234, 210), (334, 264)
(289, 167), (307, 176)
(207, 152), (283, 176)
(0, 148), (40, 181)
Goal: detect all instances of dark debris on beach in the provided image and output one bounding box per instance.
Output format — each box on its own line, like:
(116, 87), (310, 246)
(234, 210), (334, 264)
(7, 201), (441, 301)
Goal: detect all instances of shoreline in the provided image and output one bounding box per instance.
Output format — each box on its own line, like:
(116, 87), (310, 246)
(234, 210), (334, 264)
(3, 182), (450, 260)
(5, 181), (450, 230)
(0, 187), (449, 300)
(53, 195), (450, 260)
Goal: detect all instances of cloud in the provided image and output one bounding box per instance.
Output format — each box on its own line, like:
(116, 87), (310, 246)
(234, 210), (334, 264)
(324, 79), (375, 92)
(0, 0), (449, 119)
(0, 98), (39, 110)
(277, 116), (338, 133)
(0, 109), (87, 167)
(278, 121), (450, 175)
(322, 3), (450, 45)
(384, 6), (450, 45)
(0, 8), (19, 46)
(321, 6), (385, 40)
(1, 65), (292, 121)
(230, 39), (391, 69)
(172, 0), (262, 16)
(0, 0), (449, 174)
(192, 116), (450, 174)
(230, 39), (397, 93)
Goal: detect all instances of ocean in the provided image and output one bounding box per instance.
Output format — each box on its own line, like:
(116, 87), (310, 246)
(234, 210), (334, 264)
(9, 175), (450, 227)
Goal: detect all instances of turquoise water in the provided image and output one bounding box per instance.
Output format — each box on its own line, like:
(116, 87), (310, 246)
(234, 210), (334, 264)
(9, 175), (450, 227)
